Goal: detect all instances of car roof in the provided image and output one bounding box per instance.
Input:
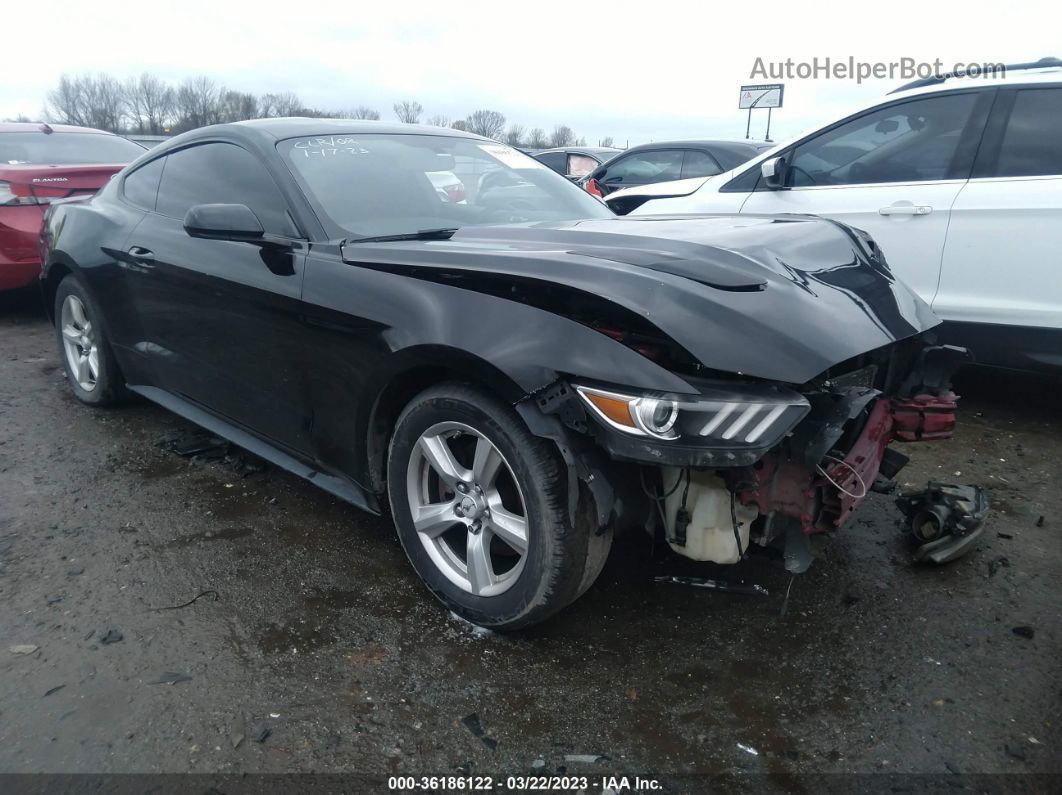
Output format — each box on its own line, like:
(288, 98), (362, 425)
(889, 60), (1062, 97)
(121, 119), (504, 173)
(0, 122), (115, 135)
(225, 117), (488, 142)
(534, 146), (622, 155)
(622, 139), (763, 151)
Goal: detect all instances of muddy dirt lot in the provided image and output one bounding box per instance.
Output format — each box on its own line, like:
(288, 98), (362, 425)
(1, 287), (1059, 790)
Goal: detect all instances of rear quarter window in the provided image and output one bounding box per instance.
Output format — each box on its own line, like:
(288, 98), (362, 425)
(122, 157), (165, 211)
(995, 88), (1062, 177)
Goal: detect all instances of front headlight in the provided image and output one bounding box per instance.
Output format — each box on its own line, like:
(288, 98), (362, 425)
(575, 382), (810, 448)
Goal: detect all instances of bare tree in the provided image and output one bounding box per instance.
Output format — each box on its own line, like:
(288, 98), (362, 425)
(259, 92), (302, 118)
(393, 100), (423, 124)
(173, 77), (223, 131)
(599, 136), (614, 148)
(351, 105), (381, 120)
(549, 125), (575, 147)
(47, 73), (125, 132)
(450, 119), (468, 131)
(425, 114), (450, 127)
(504, 124), (525, 147)
(527, 127), (548, 148)
(46, 75), (86, 126)
(123, 74), (165, 133)
(466, 109), (506, 140)
(218, 90), (259, 123)
(129, 73), (174, 133)
(3, 114), (37, 123)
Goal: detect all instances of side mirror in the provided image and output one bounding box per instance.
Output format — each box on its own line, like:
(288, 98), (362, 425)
(760, 156), (788, 190)
(184, 203), (264, 240)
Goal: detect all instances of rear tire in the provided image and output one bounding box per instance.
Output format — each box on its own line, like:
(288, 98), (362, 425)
(387, 383), (591, 630)
(54, 274), (126, 407)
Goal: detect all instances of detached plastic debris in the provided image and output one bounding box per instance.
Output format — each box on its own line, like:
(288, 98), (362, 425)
(163, 430), (228, 458)
(896, 482), (989, 564)
(253, 722), (272, 743)
(461, 713), (498, 750)
(161, 430), (267, 476)
(654, 575), (768, 596)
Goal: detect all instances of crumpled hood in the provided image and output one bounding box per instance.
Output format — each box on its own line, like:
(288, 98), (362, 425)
(341, 214), (940, 384)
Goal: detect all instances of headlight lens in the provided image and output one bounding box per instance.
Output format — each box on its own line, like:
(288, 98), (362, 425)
(576, 386), (679, 440)
(632, 397), (679, 438)
(575, 382), (810, 447)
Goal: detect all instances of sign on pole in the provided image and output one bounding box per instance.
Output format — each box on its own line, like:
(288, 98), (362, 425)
(739, 84), (784, 109)
(739, 83), (784, 140)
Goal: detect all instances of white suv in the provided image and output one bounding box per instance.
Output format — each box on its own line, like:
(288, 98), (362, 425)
(609, 60), (1062, 373)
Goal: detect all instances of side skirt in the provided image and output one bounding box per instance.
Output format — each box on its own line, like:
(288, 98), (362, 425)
(128, 385), (378, 515)
(936, 321), (1062, 375)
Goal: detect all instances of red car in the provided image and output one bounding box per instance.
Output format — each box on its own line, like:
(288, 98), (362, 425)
(1, 123), (144, 291)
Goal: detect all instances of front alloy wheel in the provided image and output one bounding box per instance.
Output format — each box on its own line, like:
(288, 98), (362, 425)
(388, 384), (596, 630)
(406, 421), (529, 597)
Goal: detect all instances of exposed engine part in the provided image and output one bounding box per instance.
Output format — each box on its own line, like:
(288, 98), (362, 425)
(896, 482), (989, 565)
(898, 345), (972, 397)
(734, 381), (960, 536)
(891, 392), (960, 441)
(653, 575), (768, 596)
(660, 468), (757, 563)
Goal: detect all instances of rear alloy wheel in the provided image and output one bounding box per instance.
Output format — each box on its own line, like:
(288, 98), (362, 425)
(54, 275), (125, 406)
(388, 384), (594, 630)
(60, 294), (99, 392)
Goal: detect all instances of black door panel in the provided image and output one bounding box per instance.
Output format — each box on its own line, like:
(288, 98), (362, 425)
(122, 212), (309, 450)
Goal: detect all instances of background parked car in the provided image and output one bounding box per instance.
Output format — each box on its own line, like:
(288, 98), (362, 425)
(1, 122), (143, 291)
(531, 146), (621, 180)
(581, 139), (772, 206)
(427, 170), (466, 203)
(608, 60), (1062, 373)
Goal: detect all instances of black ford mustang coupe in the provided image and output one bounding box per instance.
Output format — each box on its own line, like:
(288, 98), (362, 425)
(40, 119), (969, 629)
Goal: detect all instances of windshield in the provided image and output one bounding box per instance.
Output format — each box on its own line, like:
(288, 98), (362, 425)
(279, 133), (613, 238)
(0, 132), (145, 165)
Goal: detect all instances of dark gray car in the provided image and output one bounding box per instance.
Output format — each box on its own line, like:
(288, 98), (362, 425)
(581, 139), (772, 201)
(531, 146), (622, 179)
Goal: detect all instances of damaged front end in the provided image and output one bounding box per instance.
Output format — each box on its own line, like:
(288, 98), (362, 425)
(726, 343), (970, 571)
(531, 339), (972, 573)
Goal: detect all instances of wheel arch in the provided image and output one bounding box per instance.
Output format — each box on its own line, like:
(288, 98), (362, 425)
(362, 346), (529, 494)
(40, 254), (79, 323)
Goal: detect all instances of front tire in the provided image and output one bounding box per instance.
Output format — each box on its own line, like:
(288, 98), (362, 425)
(54, 275), (125, 406)
(387, 384), (591, 630)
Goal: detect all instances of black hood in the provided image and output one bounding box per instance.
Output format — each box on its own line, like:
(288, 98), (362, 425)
(340, 214), (940, 384)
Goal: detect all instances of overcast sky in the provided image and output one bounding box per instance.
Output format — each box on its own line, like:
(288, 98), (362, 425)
(4, 1), (1057, 145)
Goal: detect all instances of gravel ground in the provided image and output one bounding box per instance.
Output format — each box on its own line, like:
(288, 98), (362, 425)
(1, 287), (1059, 791)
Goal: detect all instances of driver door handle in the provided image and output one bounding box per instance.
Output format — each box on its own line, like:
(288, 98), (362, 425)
(127, 246), (156, 269)
(879, 204), (932, 216)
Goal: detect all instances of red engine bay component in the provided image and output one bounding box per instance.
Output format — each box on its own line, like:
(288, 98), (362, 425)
(736, 393), (958, 534)
(890, 392), (959, 441)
